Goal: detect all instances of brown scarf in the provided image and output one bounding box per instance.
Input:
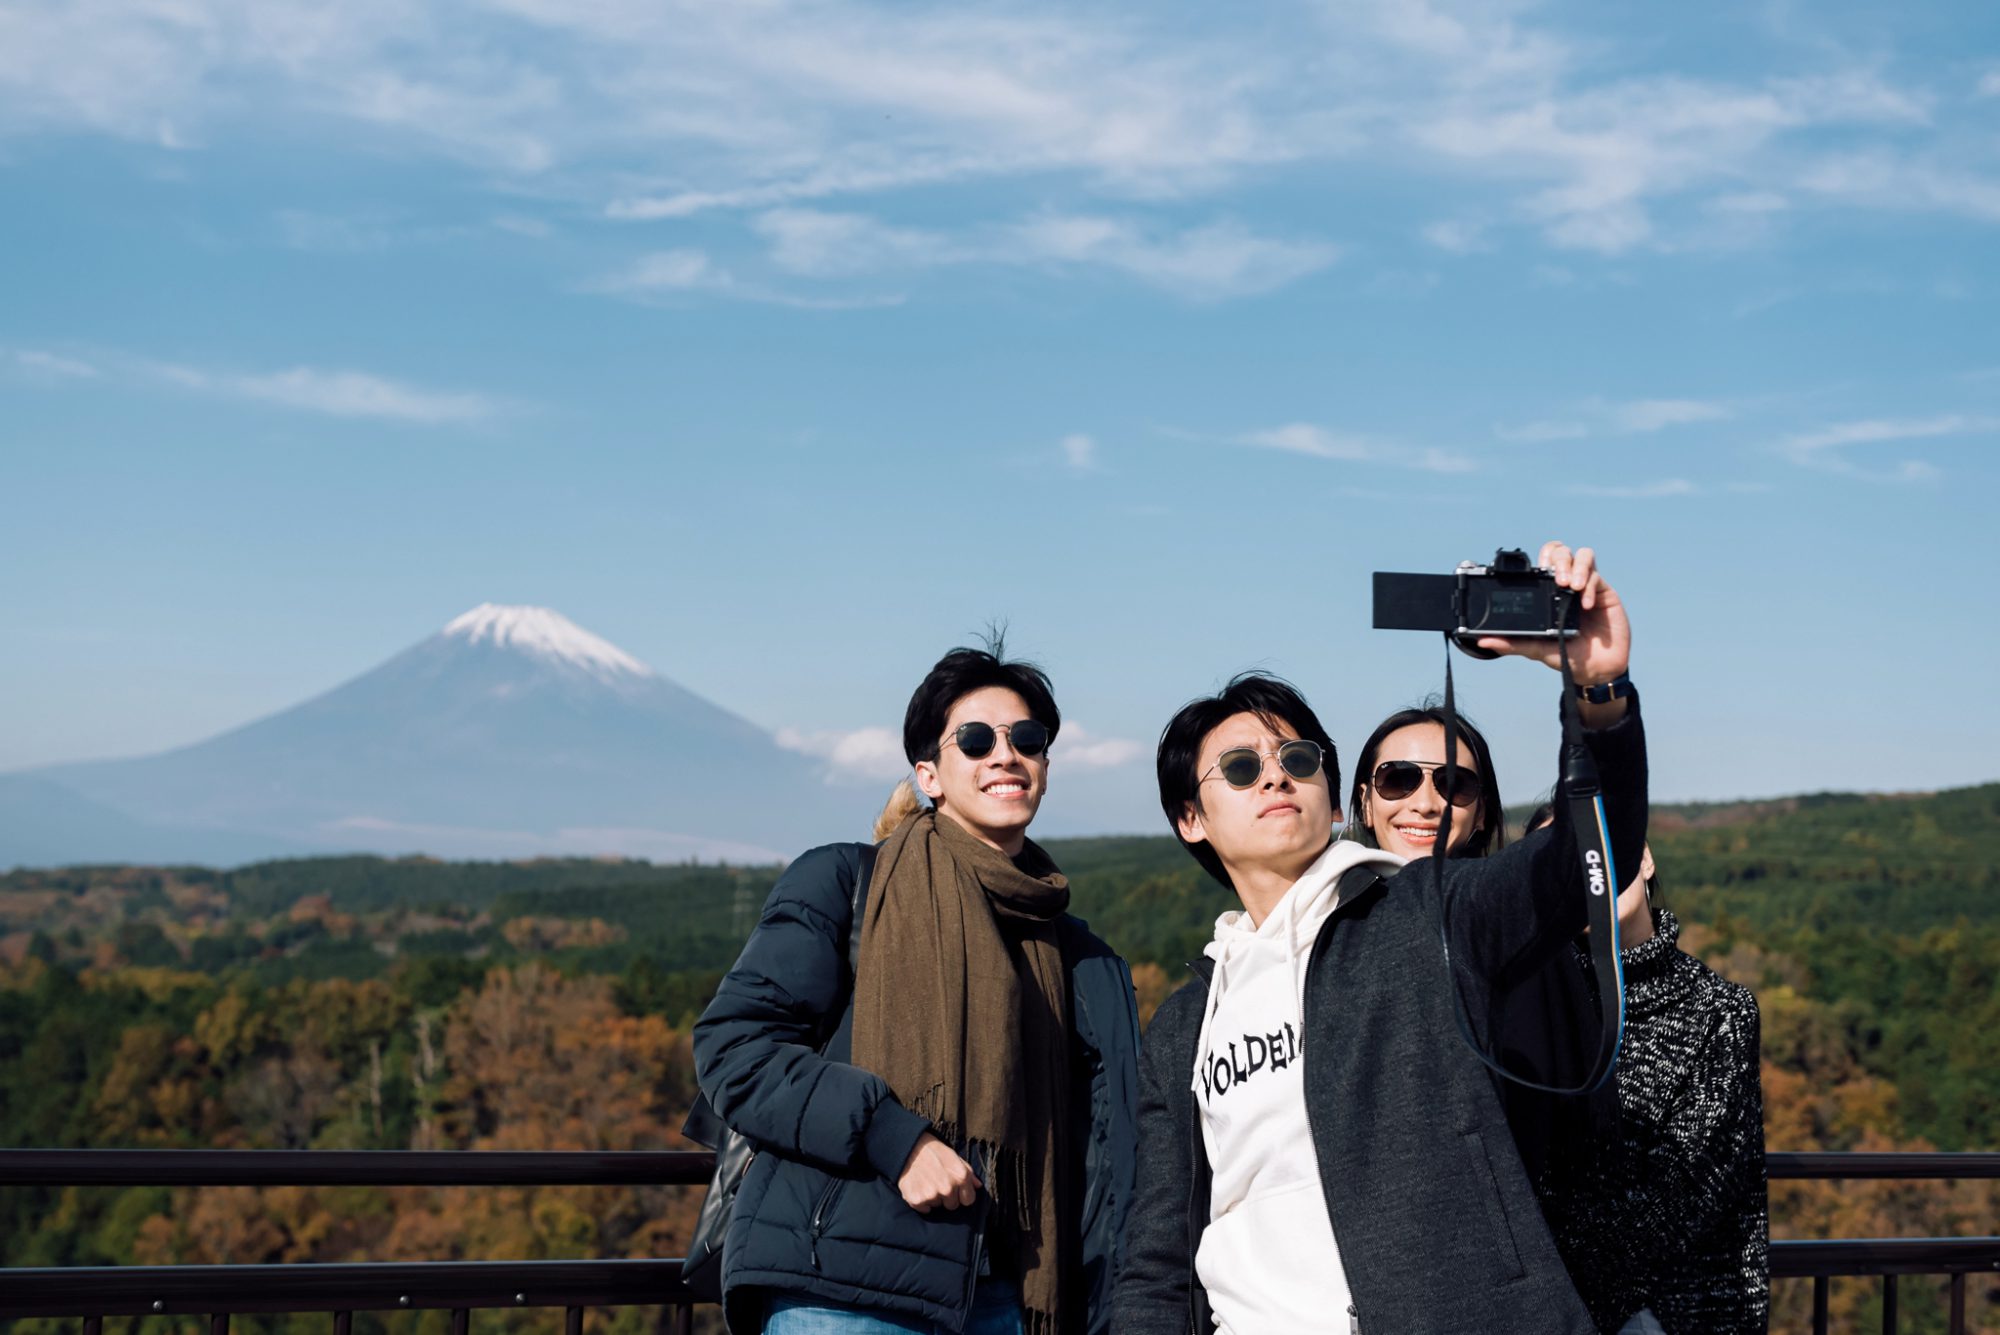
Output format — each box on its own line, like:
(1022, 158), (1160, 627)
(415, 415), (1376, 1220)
(852, 807), (1073, 1335)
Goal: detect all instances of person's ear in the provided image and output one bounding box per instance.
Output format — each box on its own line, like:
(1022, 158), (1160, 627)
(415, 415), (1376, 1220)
(1175, 800), (1206, 846)
(914, 759), (944, 803)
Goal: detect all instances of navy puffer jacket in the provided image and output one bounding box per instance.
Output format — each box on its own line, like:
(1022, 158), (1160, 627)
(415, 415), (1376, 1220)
(693, 842), (1141, 1334)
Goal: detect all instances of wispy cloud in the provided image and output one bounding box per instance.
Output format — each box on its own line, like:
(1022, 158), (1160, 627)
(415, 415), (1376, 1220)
(8, 348), (100, 379)
(775, 726), (909, 783)
(747, 207), (1337, 300)
(1057, 724), (1144, 770)
(1793, 155), (2000, 225)
(586, 247), (901, 310)
(1567, 478), (1699, 499)
(0, 0), (1992, 282)
(1498, 397), (1729, 442)
(153, 364), (498, 423)
(1777, 414), (1999, 480)
(1421, 219), (1491, 254)
(1237, 423), (1476, 474)
(1061, 433), (1099, 471)
(1009, 215), (1337, 299)
(9, 343), (499, 423)
(1611, 399), (1730, 432)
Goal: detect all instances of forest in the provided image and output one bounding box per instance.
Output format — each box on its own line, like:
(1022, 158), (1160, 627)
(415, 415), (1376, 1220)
(3, 782), (1997, 1334)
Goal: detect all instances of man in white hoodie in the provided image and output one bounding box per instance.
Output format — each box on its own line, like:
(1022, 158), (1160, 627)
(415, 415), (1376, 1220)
(1114, 542), (1645, 1335)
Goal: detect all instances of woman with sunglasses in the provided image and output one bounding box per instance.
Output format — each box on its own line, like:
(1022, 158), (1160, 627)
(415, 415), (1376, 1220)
(694, 639), (1141, 1335)
(1517, 809), (1769, 1335)
(1344, 705), (1506, 863)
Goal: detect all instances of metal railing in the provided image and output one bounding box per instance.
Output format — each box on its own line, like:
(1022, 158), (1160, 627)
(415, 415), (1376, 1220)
(0, 1150), (718, 1334)
(3, 1150), (1997, 1333)
(1766, 1152), (2000, 1335)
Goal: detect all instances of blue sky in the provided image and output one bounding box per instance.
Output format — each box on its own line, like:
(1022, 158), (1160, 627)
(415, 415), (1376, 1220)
(4, 0), (1998, 833)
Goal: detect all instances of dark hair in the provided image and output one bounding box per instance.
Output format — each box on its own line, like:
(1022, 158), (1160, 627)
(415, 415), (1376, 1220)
(1156, 672), (1341, 891)
(902, 632), (1061, 766)
(1346, 703), (1506, 858)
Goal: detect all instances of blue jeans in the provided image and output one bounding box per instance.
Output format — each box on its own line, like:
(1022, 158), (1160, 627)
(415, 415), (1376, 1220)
(764, 1278), (1024, 1335)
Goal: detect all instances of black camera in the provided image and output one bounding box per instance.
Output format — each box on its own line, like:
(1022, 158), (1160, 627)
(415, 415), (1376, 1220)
(1373, 548), (1580, 654)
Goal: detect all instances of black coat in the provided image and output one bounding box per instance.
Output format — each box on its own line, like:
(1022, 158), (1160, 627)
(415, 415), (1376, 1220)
(693, 841), (1142, 1334)
(1114, 700), (1648, 1335)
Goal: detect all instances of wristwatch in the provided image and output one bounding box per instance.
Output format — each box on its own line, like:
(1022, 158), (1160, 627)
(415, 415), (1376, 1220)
(1575, 673), (1633, 705)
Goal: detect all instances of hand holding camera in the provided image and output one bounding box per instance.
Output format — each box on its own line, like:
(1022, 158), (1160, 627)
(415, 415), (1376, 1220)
(1373, 539), (1632, 719)
(1472, 542), (1630, 690)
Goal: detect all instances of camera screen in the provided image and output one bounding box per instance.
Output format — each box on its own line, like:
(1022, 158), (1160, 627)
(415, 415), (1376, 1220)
(1488, 588), (1540, 619)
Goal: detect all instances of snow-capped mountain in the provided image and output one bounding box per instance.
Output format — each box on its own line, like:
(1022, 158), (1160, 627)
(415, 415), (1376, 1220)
(8, 605), (877, 866)
(441, 604), (653, 681)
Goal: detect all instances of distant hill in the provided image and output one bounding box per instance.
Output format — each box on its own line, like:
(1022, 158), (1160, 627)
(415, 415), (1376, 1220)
(5, 605), (882, 868)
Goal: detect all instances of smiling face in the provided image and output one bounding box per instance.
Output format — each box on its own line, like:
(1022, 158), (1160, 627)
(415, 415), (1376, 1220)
(912, 685), (1048, 856)
(1175, 711), (1339, 886)
(1360, 722), (1485, 860)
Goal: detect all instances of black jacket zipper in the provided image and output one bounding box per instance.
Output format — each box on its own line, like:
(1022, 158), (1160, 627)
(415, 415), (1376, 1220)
(807, 1177), (843, 1270)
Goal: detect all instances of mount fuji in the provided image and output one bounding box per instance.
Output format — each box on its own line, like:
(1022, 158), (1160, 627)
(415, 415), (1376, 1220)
(7, 605), (878, 867)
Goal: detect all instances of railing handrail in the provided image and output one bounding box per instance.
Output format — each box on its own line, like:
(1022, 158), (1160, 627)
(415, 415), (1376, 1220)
(0, 1259), (690, 1319)
(1770, 1237), (2000, 1278)
(1766, 1151), (2000, 1180)
(0, 1240), (1994, 1318)
(6, 1148), (1998, 1188)
(0, 1149), (717, 1187)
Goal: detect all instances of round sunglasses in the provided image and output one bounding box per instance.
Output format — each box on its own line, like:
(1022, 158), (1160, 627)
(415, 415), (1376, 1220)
(945, 719), (1051, 760)
(1369, 759), (1484, 808)
(1203, 739), (1326, 790)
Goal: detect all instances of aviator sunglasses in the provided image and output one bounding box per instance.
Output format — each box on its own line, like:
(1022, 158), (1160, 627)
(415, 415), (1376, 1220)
(1204, 739), (1326, 790)
(946, 719), (1052, 760)
(1369, 760), (1484, 808)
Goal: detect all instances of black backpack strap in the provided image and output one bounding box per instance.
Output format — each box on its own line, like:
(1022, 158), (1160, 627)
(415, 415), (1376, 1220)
(848, 841), (877, 974)
(819, 841), (878, 1063)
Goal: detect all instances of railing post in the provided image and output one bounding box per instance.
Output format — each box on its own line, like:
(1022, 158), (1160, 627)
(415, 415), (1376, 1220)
(1813, 1275), (1830, 1335)
(1881, 1274), (1897, 1334)
(1949, 1272), (1967, 1335)
(565, 1307), (582, 1335)
(211, 1313), (230, 1335)
(450, 1308), (469, 1335)
(82, 1317), (102, 1335)
(334, 1313), (352, 1335)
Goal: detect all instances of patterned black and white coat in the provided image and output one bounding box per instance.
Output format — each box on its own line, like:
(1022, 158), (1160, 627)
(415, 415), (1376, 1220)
(1542, 907), (1771, 1334)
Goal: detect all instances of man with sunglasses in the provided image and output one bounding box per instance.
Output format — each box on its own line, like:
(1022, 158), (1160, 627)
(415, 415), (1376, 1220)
(1115, 542), (1644, 1335)
(696, 640), (1140, 1335)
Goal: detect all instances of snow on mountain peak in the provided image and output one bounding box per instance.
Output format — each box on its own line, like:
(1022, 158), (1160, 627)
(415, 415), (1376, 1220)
(442, 604), (653, 679)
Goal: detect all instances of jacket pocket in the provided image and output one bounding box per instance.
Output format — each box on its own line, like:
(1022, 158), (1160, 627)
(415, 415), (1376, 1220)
(807, 1176), (846, 1271)
(1463, 1129), (1528, 1284)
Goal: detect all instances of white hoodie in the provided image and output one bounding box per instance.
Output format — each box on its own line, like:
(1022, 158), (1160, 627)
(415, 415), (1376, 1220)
(1191, 839), (1405, 1335)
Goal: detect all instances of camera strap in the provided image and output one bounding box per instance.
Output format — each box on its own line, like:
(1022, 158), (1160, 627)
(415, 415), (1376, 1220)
(1433, 596), (1625, 1094)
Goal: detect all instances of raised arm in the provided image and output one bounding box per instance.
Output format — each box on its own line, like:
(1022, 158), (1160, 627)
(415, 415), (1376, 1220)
(1450, 541), (1648, 979)
(691, 843), (932, 1180)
